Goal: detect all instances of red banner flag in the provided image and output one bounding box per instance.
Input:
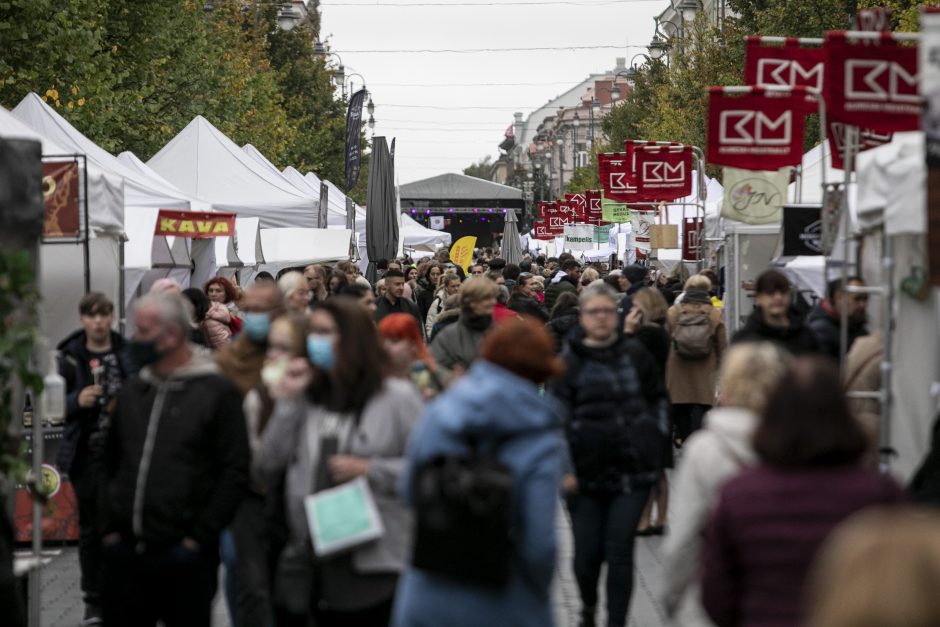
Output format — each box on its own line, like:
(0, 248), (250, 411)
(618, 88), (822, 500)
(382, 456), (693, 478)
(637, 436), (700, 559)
(682, 216), (705, 261)
(828, 121), (893, 169)
(633, 144), (693, 201)
(584, 189), (604, 225)
(533, 221), (555, 240)
(744, 37), (825, 92)
(566, 193), (587, 222)
(598, 152), (639, 202)
(707, 88), (809, 170)
(155, 210), (237, 238)
(539, 200), (578, 235)
(824, 32), (920, 133)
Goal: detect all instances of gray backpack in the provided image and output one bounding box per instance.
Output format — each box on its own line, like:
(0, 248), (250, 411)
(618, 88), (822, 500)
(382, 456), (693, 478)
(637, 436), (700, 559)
(672, 307), (714, 359)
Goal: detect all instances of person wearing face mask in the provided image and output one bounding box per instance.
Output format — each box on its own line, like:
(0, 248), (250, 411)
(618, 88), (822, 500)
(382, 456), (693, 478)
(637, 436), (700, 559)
(213, 283), (288, 627)
(261, 299), (424, 627)
(731, 269), (820, 356)
(430, 278), (498, 372)
(379, 313), (445, 400)
(100, 293), (249, 627)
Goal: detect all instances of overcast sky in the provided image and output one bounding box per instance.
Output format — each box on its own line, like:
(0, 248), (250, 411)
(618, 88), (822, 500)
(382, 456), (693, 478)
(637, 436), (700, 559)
(319, 0), (666, 185)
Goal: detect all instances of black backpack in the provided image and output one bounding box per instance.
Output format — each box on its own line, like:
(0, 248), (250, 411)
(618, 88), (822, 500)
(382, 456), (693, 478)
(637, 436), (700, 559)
(411, 438), (515, 588)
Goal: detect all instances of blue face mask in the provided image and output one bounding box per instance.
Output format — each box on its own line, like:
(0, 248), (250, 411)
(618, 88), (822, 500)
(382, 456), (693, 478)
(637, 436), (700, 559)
(242, 312), (271, 343)
(307, 334), (336, 370)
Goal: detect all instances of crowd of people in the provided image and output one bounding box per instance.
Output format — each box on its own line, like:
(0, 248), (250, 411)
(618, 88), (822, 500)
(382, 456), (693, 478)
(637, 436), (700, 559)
(30, 243), (940, 627)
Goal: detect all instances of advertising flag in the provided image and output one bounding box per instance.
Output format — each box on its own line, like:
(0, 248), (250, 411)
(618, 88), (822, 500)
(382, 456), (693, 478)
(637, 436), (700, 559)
(601, 193), (631, 223)
(563, 224), (596, 251)
(155, 210), (237, 238)
(598, 152), (638, 202)
(345, 88), (367, 192)
(828, 122), (893, 170)
(42, 161), (81, 239)
(720, 167), (790, 224)
(682, 216), (704, 261)
(566, 193), (587, 221)
(744, 37), (825, 92)
(824, 32), (920, 133)
(782, 205), (824, 256)
(707, 87), (810, 170)
(449, 235), (477, 273)
(585, 189), (605, 224)
(633, 144), (693, 201)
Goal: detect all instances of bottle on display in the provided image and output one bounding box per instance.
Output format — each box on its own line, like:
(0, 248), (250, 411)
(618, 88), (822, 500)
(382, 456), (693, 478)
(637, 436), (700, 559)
(23, 393), (33, 429)
(42, 352), (66, 426)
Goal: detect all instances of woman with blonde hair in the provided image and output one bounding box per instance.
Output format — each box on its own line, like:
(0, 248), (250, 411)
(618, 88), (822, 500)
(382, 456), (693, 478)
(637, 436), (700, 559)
(662, 342), (790, 627)
(805, 508), (940, 627)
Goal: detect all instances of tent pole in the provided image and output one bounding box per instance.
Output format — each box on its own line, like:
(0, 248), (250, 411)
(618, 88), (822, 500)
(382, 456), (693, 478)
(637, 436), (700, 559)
(81, 155), (90, 294)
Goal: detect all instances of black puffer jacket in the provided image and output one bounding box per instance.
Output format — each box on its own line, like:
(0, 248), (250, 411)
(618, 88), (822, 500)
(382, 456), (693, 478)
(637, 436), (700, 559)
(730, 308), (820, 356)
(551, 328), (670, 492)
(806, 301), (868, 360)
(104, 350), (249, 548)
(56, 330), (137, 474)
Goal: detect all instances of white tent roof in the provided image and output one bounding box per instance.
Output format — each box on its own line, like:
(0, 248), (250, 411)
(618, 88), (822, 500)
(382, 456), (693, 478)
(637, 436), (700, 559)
(148, 116), (316, 228)
(856, 131), (926, 236)
(0, 103), (123, 236)
(13, 93), (192, 214)
(400, 213), (452, 251)
(117, 151), (214, 214)
(259, 228), (353, 267)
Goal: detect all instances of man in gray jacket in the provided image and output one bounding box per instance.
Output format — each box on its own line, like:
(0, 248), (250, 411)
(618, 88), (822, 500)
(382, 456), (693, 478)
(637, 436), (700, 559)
(430, 278), (498, 372)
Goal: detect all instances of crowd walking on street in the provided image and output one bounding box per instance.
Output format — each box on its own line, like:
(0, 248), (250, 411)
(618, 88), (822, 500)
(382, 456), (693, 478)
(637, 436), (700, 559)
(8, 247), (940, 627)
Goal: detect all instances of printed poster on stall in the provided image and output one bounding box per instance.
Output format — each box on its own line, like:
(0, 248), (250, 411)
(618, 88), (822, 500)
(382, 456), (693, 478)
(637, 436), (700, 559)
(563, 224), (596, 251)
(720, 167), (790, 224)
(42, 161), (81, 239)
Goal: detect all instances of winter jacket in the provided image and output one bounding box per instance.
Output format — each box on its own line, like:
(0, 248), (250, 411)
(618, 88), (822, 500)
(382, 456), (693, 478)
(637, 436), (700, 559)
(662, 407), (758, 627)
(393, 361), (564, 627)
(376, 294), (423, 328)
(430, 315), (489, 370)
(56, 330), (137, 474)
(103, 348), (250, 548)
(204, 301), (233, 349)
(260, 378), (423, 574)
(617, 281), (645, 329)
(730, 308), (820, 356)
(702, 465), (904, 627)
(544, 275), (577, 312)
(630, 324), (670, 377)
(493, 303), (518, 323)
(666, 302), (726, 406)
(414, 278), (436, 321)
(909, 411), (940, 506)
(424, 292), (448, 337)
(806, 299), (868, 360)
(508, 296), (549, 323)
(429, 307), (460, 343)
(551, 328), (670, 492)
(546, 307), (579, 353)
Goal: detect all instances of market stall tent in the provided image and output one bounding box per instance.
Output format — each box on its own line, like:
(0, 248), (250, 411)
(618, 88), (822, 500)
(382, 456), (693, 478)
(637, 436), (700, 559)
(248, 228), (354, 278)
(148, 116), (317, 228)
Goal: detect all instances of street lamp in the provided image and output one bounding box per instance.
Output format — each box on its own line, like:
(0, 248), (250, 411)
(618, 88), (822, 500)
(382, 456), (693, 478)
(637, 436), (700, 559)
(648, 34), (668, 60)
(590, 97), (601, 146)
(556, 137), (565, 196)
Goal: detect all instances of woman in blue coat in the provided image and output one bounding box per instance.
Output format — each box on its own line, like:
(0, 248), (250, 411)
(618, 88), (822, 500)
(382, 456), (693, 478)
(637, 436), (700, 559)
(393, 316), (567, 627)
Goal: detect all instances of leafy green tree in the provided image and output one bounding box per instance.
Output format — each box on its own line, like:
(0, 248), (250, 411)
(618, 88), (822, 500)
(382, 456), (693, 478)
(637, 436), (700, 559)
(463, 155), (494, 179)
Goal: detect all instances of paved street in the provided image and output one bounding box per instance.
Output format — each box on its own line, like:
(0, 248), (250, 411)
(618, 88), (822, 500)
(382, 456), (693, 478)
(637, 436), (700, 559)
(36, 506), (668, 627)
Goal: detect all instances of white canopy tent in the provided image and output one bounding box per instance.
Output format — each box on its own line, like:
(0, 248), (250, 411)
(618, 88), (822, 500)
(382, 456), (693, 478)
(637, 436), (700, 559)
(0, 104), (126, 349)
(400, 212), (452, 253)
(244, 228), (355, 280)
(148, 116), (317, 228)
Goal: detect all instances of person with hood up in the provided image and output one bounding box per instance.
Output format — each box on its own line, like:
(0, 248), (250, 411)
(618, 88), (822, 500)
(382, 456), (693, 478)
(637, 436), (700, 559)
(101, 293), (249, 626)
(552, 283), (669, 627)
(56, 292), (138, 626)
(430, 278), (498, 372)
(730, 269), (819, 355)
(662, 343), (790, 627)
(393, 317), (566, 627)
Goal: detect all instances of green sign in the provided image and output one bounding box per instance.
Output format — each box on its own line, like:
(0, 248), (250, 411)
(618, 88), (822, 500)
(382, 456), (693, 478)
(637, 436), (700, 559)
(593, 224), (613, 245)
(601, 193), (631, 223)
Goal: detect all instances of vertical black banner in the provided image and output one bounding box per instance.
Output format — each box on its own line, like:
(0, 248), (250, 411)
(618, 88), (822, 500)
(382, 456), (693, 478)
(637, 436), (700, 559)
(345, 88), (367, 193)
(318, 182), (329, 229)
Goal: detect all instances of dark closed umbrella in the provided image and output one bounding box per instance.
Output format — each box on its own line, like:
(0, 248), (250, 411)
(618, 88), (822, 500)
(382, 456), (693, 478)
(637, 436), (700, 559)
(365, 136), (399, 283)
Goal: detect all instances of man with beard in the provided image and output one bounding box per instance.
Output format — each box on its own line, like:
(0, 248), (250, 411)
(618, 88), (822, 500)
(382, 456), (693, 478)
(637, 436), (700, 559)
(731, 270), (819, 355)
(807, 277), (870, 360)
(375, 268), (422, 327)
(430, 278), (498, 372)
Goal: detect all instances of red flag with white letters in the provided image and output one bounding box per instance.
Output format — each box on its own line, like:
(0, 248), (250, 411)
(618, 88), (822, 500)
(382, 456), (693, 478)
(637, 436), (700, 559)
(598, 152), (639, 202)
(632, 144), (693, 201)
(584, 189), (604, 225)
(565, 193), (587, 222)
(707, 87), (809, 170)
(824, 31), (920, 133)
(744, 37), (825, 92)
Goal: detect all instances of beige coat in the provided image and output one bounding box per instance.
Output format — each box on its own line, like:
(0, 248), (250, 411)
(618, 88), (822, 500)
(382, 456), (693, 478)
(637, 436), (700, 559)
(665, 302), (726, 406)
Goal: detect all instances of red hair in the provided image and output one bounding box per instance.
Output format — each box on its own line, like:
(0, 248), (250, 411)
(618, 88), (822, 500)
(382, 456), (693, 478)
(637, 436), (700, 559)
(377, 313), (436, 372)
(204, 276), (237, 303)
(481, 316), (565, 383)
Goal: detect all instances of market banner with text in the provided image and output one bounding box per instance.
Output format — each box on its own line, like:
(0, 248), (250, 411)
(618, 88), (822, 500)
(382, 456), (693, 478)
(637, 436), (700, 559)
(566, 193), (587, 222)
(707, 88), (808, 170)
(828, 122), (893, 170)
(744, 37), (825, 92)
(539, 200), (578, 235)
(824, 32), (920, 133)
(563, 223), (596, 251)
(633, 144), (693, 201)
(601, 193), (631, 223)
(598, 151), (638, 202)
(682, 216), (704, 261)
(42, 161), (81, 239)
(155, 210), (236, 238)
(720, 167), (790, 224)
(585, 189), (605, 224)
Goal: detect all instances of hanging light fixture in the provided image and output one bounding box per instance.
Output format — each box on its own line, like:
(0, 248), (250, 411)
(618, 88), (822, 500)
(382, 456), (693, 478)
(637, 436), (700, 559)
(367, 97), (375, 116)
